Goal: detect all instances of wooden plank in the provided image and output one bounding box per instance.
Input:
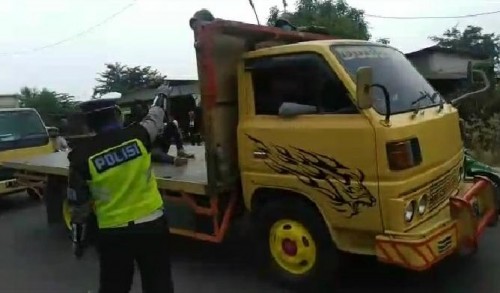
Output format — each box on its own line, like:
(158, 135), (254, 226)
(2, 146), (208, 195)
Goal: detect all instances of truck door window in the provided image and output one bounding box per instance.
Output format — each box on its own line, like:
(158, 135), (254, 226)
(318, 68), (358, 114)
(248, 53), (357, 115)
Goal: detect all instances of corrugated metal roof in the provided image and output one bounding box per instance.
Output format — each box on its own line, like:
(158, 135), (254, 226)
(157, 84), (200, 96)
(405, 45), (490, 60)
(118, 80), (199, 105)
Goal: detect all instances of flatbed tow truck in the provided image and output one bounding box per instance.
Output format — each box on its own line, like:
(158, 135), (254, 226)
(2, 14), (499, 289)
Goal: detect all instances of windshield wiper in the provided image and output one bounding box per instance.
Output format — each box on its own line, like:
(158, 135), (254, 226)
(411, 91), (440, 115)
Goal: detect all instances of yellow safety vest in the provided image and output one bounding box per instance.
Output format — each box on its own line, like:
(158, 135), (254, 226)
(87, 138), (163, 229)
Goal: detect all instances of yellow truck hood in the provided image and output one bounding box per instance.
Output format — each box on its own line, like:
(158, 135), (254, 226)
(376, 105), (462, 182)
(0, 144), (54, 165)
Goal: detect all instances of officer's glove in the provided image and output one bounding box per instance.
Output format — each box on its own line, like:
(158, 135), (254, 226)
(152, 83), (173, 111)
(71, 222), (87, 259)
(152, 93), (168, 110)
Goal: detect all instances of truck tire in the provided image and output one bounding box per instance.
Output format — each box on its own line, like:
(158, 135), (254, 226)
(255, 198), (338, 291)
(44, 176), (65, 225)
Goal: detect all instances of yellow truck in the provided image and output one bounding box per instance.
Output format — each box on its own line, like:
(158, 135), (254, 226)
(2, 17), (497, 289)
(0, 107), (57, 199)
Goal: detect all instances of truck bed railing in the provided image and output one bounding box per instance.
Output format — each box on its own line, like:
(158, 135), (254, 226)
(162, 190), (238, 243)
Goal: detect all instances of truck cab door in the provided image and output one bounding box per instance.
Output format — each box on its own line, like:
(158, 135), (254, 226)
(238, 52), (383, 233)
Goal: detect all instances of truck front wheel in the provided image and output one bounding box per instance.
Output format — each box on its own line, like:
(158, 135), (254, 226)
(255, 199), (338, 290)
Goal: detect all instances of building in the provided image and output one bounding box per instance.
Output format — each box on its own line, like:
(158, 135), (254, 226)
(0, 94), (19, 108)
(118, 79), (200, 131)
(118, 79), (199, 105)
(405, 45), (491, 96)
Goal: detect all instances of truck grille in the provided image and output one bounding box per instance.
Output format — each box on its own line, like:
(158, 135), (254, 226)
(427, 168), (459, 211)
(437, 235), (453, 254)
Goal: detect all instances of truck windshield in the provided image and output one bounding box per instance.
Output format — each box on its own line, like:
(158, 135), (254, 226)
(331, 45), (443, 115)
(0, 110), (48, 151)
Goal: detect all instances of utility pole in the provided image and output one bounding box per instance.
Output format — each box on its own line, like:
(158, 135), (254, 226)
(248, 0), (261, 25)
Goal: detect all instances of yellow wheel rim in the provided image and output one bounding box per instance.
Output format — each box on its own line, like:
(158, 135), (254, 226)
(62, 199), (72, 231)
(269, 219), (317, 275)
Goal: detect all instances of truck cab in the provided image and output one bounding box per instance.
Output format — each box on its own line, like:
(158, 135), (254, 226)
(0, 108), (54, 196)
(193, 18), (495, 287)
(239, 39), (463, 243)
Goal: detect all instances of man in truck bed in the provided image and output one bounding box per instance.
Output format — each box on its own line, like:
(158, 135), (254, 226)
(126, 99), (193, 165)
(67, 98), (174, 293)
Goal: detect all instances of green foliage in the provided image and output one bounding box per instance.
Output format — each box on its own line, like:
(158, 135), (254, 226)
(17, 87), (77, 125)
(92, 62), (167, 98)
(267, 0), (370, 40)
(463, 107), (500, 165)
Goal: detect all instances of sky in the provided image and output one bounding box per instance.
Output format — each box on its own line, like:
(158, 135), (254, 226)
(0, 0), (499, 100)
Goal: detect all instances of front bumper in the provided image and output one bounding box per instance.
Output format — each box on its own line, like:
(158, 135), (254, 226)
(375, 176), (497, 271)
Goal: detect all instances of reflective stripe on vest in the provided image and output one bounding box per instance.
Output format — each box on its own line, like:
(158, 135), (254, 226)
(87, 138), (163, 229)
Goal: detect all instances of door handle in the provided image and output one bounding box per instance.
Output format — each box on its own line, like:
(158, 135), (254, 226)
(253, 150), (268, 159)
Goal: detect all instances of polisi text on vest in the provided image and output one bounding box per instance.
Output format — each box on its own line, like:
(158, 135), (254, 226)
(91, 140), (142, 173)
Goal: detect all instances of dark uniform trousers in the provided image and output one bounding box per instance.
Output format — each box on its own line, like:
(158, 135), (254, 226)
(98, 214), (174, 293)
(158, 122), (184, 153)
(151, 121), (183, 164)
(188, 125), (202, 146)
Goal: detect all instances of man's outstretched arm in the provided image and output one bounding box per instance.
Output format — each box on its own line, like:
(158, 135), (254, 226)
(139, 94), (167, 143)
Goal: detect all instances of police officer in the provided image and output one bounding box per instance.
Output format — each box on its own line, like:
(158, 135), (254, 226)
(67, 96), (174, 293)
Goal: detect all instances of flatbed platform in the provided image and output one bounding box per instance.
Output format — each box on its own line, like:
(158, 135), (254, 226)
(2, 146), (208, 195)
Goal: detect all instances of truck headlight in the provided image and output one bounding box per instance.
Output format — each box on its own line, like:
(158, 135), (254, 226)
(418, 195), (428, 215)
(404, 200), (416, 222)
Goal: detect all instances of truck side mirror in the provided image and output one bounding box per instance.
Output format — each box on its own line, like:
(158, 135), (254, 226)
(451, 69), (491, 106)
(46, 127), (59, 138)
(356, 67), (374, 109)
(466, 61), (473, 85)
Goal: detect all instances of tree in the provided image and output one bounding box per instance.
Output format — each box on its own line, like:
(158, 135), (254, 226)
(17, 87), (77, 125)
(430, 25), (500, 69)
(92, 63), (168, 98)
(267, 0), (370, 40)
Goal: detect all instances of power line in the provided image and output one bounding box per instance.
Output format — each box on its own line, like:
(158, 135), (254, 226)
(365, 9), (500, 19)
(0, 1), (136, 56)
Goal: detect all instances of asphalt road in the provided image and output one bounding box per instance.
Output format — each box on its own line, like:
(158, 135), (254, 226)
(1, 193), (500, 293)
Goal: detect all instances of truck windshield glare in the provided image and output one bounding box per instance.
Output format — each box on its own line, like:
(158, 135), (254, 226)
(332, 45), (443, 115)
